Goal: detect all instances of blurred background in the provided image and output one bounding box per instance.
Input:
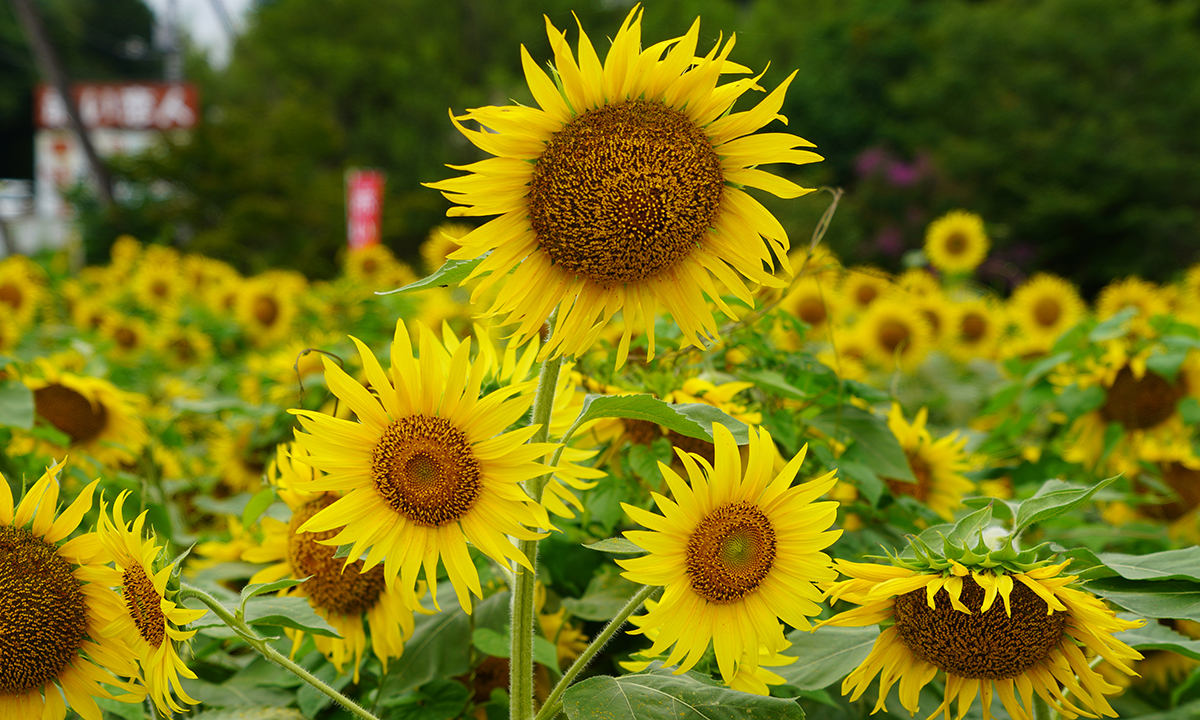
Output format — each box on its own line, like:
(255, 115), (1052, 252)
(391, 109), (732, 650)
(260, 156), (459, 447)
(2, 0), (1199, 296)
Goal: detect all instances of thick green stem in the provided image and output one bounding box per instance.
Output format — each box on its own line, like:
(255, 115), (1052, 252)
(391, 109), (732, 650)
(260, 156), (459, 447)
(179, 584), (379, 720)
(534, 584), (657, 720)
(511, 349), (565, 720)
(1032, 694), (1052, 720)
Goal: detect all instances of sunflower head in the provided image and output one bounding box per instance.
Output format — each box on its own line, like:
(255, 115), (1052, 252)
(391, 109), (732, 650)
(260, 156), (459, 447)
(427, 8), (821, 367)
(925, 210), (989, 274)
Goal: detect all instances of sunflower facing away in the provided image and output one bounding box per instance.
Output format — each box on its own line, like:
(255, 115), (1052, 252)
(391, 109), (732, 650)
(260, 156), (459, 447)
(427, 7), (822, 367)
(822, 558), (1142, 720)
(291, 320), (554, 612)
(617, 424), (841, 683)
(1, 461), (143, 720)
(242, 442), (414, 681)
(95, 491), (205, 715)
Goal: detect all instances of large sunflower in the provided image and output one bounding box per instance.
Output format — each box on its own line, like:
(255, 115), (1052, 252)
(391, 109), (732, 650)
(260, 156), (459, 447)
(242, 442), (415, 681)
(924, 210), (989, 274)
(291, 320), (554, 612)
(1, 461), (143, 720)
(883, 403), (974, 521)
(95, 491), (204, 715)
(427, 8), (821, 367)
(822, 559), (1142, 720)
(616, 424), (841, 682)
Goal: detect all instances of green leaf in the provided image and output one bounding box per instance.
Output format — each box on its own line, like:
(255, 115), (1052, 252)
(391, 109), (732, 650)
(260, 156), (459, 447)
(574, 394), (749, 444)
(192, 709), (307, 720)
(1095, 547), (1200, 582)
(381, 679), (471, 720)
(1112, 613), (1200, 660)
(833, 449), (886, 506)
(628, 438), (673, 481)
(582, 538), (646, 555)
(1055, 384), (1105, 417)
(376, 254), (487, 295)
(1021, 351), (1072, 387)
(944, 503), (995, 550)
(1089, 307), (1138, 341)
(1180, 397), (1200, 425)
(1083, 578), (1200, 621)
(243, 596), (340, 637)
(778, 625), (879, 690)
(473, 627), (510, 658)
(563, 670), (805, 719)
(809, 407), (914, 482)
(739, 370), (808, 401)
(0, 380), (34, 430)
(561, 570), (642, 622)
(1011, 477), (1116, 535)
(1145, 348), (1190, 383)
(241, 487), (276, 530)
(239, 577), (309, 609)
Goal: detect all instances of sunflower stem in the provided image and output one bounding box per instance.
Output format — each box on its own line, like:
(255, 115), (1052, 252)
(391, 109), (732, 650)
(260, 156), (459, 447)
(1032, 694), (1053, 720)
(534, 583), (657, 720)
(511, 345), (565, 720)
(178, 584), (380, 720)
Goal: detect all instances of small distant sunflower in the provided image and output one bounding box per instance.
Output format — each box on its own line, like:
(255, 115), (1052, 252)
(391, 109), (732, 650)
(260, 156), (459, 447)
(427, 9), (821, 367)
(21, 367), (149, 469)
(925, 210), (989, 274)
(155, 322), (214, 369)
(895, 268), (942, 298)
(948, 298), (1003, 362)
(1096, 277), (1170, 336)
(1008, 273), (1086, 345)
(420, 222), (472, 274)
(100, 314), (151, 361)
(908, 289), (953, 346)
(242, 443), (414, 680)
(1178, 263), (1200, 322)
(208, 421), (269, 492)
(0, 256), (46, 329)
(131, 261), (183, 316)
(883, 403), (974, 521)
(617, 425), (841, 683)
(344, 244), (417, 290)
(291, 320), (554, 612)
(95, 491), (204, 715)
(778, 276), (840, 341)
(236, 273), (303, 346)
(0, 312), (21, 353)
(840, 267), (892, 313)
(858, 298), (933, 370)
(1, 461), (143, 720)
(823, 559), (1142, 720)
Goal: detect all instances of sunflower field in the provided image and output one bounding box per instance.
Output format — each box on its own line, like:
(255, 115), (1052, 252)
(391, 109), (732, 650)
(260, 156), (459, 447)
(4, 8), (1200, 720)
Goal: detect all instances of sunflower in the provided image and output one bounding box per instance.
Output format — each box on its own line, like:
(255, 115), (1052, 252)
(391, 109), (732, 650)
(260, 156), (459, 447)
(100, 314), (151, 361)
(208, 420), (269, 493)
(236, 272), (304, 346)
(1008, 273), (1086, 345)
(817, 324), (871, 381)
(95, 491), (204, 715)
(778, 276), (841, 343)
(290, 320), (554, 612)
(420, 222), (473, 274)
(839, 266), (892, 313)
(895, 268), (943, 298)
(427, 8), (821, 368)
(883, 403), (974, 521)
(1096, 277), (1170, 337)
(1, 461), (144, 720)
(242, 443), (415, 680)
(0, 312), (21, 354)
(155, 321), (215, 369)
(908, 289), (953, 346)
(858, 297), (933, 370)
(19, 366), (149, 469)
(131, 257), (183, 316)
(616, 424), (841, 682)
(343, 244), (417, 290)
(1178, 263), (1200, 323)
(948, 297), (1003, 362)
(822, 559), (1142, 720)
(0, 255), (47, 330)
(925, 210), (989, 274)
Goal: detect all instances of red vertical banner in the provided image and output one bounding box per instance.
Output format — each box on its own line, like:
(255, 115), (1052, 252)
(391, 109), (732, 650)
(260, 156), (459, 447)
(346, 169), (386, 250)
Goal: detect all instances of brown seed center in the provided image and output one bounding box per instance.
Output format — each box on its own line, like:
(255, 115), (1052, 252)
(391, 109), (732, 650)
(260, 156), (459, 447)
(893, 574), (1066, 679)
(885, 453), (932, 502)
(122, 562), (166, 647)
(622, 419), (662, 448)
(529, 99), (723, 286)
(943, 233), (968, 256)
(1033, 297), (1062, 328)
(855, 284), (879, 307)
(371, 415), (482, 527)
(254, 296), (280, 326)
(34, 383), (108, 445)
(961, 313), (987, 342)
(1099, 365), (1186, 431)
(0, 525), (88, 694)
(0, 282), (22, 310)
(685, 502), (776, 605)
(796, 296), (828, 327)
(878, 320), (911, 354)
(288, 496), (387, 616)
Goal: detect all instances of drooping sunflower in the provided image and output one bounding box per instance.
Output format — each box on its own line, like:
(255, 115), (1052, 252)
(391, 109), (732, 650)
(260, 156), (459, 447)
(823, 558), (1142, 720)
(95, 491), (204, 715)
(1, 461), (144, 720)
(617, 424), (841, 682)
(427, 8), (821, 367)
(857, 297), (933, 370)
(19, 365), (149, 469)
(291, 320), (554, 612)
(1007, 273), (1086, 346)
(925, 210), (989, 274)
(242, 443), (414, 680)
(883, 403), (974, 521)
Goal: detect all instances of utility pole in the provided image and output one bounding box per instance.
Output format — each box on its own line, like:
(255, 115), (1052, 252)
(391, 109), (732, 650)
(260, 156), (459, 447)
(9, 0), (115, 209)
